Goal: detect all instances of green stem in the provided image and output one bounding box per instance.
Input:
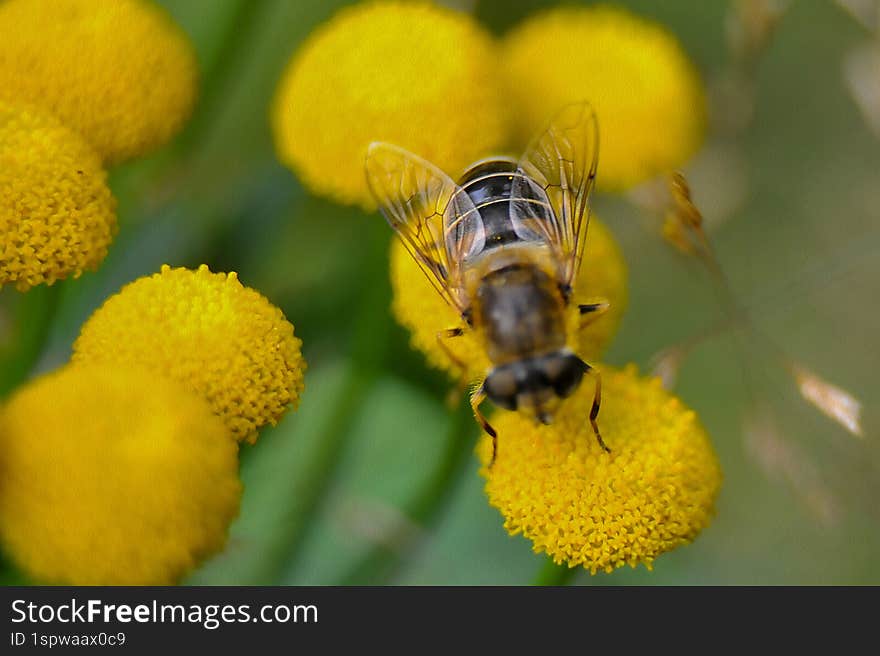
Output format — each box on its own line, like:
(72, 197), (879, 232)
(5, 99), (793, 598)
(176, 0), (270, 154)
(121, 0), (270, 208)
(249, 368), (372, 584)
(336, 400), (475, 585)
(251, 219), (392, 584)
(0, 283), (62, 398)
(532, 558), (578, 586)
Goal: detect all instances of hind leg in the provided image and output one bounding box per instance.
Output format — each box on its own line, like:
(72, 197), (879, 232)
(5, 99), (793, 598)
(581, 362), (610, 453)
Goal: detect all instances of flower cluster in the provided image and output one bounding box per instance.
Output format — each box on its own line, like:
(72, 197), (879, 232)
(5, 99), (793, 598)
(0, 0), (198, 291)
(0, 102), (116, 291)
(0, 0), (198, 164)
(272, 0), (509, 208)
(271, 1), (706, 203)
(0, 365), (240, 585)
(0, 266), (306, 584)
(477, 366), (721, 573)
(501, 5), (707, 191)
(73, 265), (306, 443)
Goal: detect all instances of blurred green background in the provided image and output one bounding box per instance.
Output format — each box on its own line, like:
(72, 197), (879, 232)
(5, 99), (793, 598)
(3, 0), (879, 585)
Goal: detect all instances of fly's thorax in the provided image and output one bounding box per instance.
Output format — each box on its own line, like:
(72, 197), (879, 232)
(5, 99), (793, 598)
(456, 157), (559, 259)
(457, 158), (520, 253)
(455, 155), (564, 302)
(471, 262), (567, 364)
(457, 158), (519, 199)
(482, 349), (588, 423)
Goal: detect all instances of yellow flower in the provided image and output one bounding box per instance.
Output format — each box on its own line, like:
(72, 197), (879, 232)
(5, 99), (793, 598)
(0, 101), (116, 291)
(502, 5), (707, 191)
(72, 265), (306, 443)
(272, 0), (509, 208)
(390, 219), (628, 381)
(0, 364), (240, 585)
(0, 0), (198, 164)
(478, 365), (721, 573)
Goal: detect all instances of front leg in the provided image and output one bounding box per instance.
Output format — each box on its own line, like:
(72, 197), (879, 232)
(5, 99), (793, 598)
(436, 327), (466, 373)
(437, 327), (471, 407)
(578, 298), (610, 330)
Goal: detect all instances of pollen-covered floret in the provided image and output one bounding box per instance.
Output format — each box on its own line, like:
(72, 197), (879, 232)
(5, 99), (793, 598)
(478, 365), (722, 573)
(390, 219), (628, 382)
(272, 0), (509, 208)
(0, 364), (240, 585)
(0, 0), (198, 163)
(72, 265), (306, 443)
(502, 5), (707, 191)
(0, 101), (116, 291)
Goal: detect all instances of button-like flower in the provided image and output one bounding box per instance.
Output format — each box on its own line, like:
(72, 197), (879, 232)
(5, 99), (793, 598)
(272, 0), (509, 208)
(390, 219), (628, 381)
(72, 265), (306, 443)
(502, 5), (707, 191)
(0, 364), (240, 585)
(478, 365), (721, 573)
(0, 101), (116, 291)
(0, 0), (198, 163)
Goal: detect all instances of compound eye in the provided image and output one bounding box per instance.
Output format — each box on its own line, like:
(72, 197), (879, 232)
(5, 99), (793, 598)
(545, 354), (586, 398)
(484, 368), (518, 410)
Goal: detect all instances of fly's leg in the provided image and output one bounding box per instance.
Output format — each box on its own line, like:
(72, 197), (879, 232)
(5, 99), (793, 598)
(581, 362), (611, 453)
(437, 327), (469, 407)
(437, 327), (466, 371)
(470, 384), (498, 466)
(578, 298), (610, 330)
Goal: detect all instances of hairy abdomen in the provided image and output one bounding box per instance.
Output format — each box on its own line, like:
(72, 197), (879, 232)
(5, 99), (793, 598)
(475, 264), (566, 365)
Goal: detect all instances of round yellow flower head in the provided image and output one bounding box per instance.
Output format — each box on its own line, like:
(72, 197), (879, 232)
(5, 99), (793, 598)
(0, 101), (116, 291)
(390, 219), (627, 381)
(0, 364), (240, 585)
(0, 0), (198, 163)
(272, 0), (509, 208)
(502, 5), (707, 191)
(478, 365), (721, 573)
(72, 265), (306, 443)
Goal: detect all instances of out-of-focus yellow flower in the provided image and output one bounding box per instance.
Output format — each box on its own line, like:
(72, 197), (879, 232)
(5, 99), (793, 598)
(0, 0), (198, 163)
(272, 0), (509, 208)
(390, 219), (628, 381)
(502, 5), (706, 191)
(0, 364), (240, 585)
(72, 265), (306, 443)
(0, 101), (116, 291)
(478, 365), (721, 573)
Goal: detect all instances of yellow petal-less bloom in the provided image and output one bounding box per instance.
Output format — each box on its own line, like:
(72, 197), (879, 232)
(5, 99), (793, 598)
(0, 101), (116, 291)
(390, 219), (628, 381)
(502, 5), (707, 191)
(0, 364), (240, 585)
(272, 0), (509, 208)
(0, 0), (198, 164)
(72, 265), (306, 443)
(478, 365), (721, 573)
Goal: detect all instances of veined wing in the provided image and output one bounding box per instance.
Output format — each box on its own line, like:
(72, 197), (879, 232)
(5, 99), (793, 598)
(510, 102), (599, 287)
(366, 142), (484, 314)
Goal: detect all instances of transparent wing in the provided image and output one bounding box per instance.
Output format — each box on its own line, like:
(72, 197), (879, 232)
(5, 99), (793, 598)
(510, 101), (599, 286)
(365, 142), (484, 313)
